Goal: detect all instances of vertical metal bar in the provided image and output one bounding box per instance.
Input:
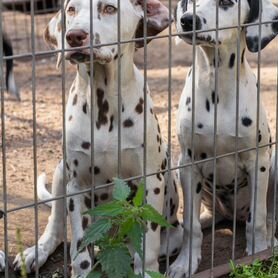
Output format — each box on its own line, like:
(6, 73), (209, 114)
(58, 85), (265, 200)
(60, 0), (68, 275)
(30, 0), (39, 276)
(252, 0), (262, 256)
(211, 0), (220, 275)
(117, 0), (122, 177)
(188, 0), (197, 276)
(232, 0), (241, 261)
(0, 2), (9, 277)
(271, 40), (278, 254)
(165, 0), (172, 274)
(142, 0), (148, 275)
(89, 0), (96, 267)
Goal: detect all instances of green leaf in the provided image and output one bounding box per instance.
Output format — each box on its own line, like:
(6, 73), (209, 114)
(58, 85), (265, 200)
(98, 244), (132, 278)
(141, 205), (172, 228)
(133, 183), (145, 207)
(146, 271), (166, 278)
(113, 178), (131, 201)
(119, 218), (134, 236)
(86, 201), (125, 217)
(83, 218), (112, 247)
(86, 271), (102, 278)
(127, 222), (144, 259)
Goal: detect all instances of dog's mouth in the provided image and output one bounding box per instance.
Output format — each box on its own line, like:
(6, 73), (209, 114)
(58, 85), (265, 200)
(66, 49), (113, 64)
(180, 33), (217, 45)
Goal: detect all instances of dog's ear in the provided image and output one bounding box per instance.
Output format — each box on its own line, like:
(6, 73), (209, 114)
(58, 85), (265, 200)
(44, 11), (63, 68)
(245, 0), (278, 52)
(135, 0), (172, 48)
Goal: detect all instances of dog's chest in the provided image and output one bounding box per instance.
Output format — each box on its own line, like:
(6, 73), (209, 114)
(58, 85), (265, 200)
(64, 86), (160, 186)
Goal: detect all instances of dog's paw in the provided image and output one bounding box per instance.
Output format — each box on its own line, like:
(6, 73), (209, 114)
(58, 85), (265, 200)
(0, 250), (5, 272)
(13, 245), (49, 273)
(168, 252), (200, 278)
(267, 237), (278, 248)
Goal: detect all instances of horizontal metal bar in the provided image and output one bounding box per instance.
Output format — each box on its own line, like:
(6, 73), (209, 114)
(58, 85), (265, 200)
(2, 19), (278, 61)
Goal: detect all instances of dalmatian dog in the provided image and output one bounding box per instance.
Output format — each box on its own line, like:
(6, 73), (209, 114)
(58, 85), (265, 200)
(3, 34), (20, 101)
(13, 0), (183, 276)
(170, 0), (278, 277)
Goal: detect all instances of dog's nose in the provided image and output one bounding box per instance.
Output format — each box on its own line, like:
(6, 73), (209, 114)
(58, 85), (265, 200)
(66, 29), (88, 47)
(180, 14), (202, 32)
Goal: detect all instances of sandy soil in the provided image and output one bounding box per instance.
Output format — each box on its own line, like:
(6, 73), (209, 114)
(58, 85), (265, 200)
(1, 3), (278, 277)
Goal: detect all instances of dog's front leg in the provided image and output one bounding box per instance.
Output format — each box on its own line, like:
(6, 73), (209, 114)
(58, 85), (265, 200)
(67, 181), (91, 278)
(134, 174), (165, 276)
(0, 251), (5, 272)
(169, 154), (202, 278)
(246, 152), (269, 255)
(13, 161), (65, 273)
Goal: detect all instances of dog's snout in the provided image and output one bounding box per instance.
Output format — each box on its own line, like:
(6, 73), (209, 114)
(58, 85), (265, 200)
(180, 14), (202, 32)
(66, 29), (88, 47)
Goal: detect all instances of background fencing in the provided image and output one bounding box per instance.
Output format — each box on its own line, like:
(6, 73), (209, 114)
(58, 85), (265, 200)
(1, 0), (278, 277)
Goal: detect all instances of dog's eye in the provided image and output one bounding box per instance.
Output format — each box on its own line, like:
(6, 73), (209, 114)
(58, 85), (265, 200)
(104, 5), (117, 14)
(219, 0), (234, 7)
(67, 6), (76, 16)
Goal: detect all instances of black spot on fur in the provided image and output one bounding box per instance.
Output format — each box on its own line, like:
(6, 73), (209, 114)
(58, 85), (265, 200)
(211, 91), (219, 104)
(82, 217), (89, 230)
(123, 118), (134, 127)
(82, 102), (88, 114)
(241, 48), (246, 63)
(80, 260), (90, 270)
(186, 97), (191, 105)
(94, 166), (100, 175)
(135, 98), (144, 114)
(151, 222), (158, 231)
(247, 212), (251, 223)
(197, 123), (203, 129)
(84, 196), (91, 209)
(77, 239), (86, 253)
(229, 53), (235, 68)
(157, 173), (162, 181)
(154, 188), (160, 195)
(260, 166), (266, 172)
(73, 159), (78, 167)
(241, 117), (253, 127)
(96, 88), (109, 129)
(69, 198), (74, 211)
(196, 182), (202, 194)
(109, 115), (114, 132)
(81, 142), (91, 149)
(206, 99), (210, 112)
(187, 148), (192, 158)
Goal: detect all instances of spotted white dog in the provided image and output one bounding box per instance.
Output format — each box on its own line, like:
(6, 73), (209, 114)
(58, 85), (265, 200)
(170, 0), (278, 277)
(13, 0), (183, 277)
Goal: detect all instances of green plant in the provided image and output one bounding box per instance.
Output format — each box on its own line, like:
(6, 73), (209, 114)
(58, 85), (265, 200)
(229, 255), (278, 278)
(16, 228), (27, 278)
(78, 178), (169, 278)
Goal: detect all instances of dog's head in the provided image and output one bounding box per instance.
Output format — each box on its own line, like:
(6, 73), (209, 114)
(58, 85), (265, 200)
(44, 0), (170, 66)
(175, 0), (278, 52)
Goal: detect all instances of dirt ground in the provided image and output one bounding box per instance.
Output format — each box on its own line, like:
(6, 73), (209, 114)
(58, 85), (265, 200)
(1, 3), (278, 277)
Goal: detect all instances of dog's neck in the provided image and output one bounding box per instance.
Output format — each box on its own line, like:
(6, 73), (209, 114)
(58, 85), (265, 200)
(74, 43), (137, 105)
(195, 32), (248, 83)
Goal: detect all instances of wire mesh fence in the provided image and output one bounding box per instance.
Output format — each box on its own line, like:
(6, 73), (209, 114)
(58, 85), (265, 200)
(1, 0), (278, 277)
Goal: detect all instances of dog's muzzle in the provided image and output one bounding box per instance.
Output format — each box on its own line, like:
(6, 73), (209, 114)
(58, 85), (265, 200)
(66, 49), (113, 65)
